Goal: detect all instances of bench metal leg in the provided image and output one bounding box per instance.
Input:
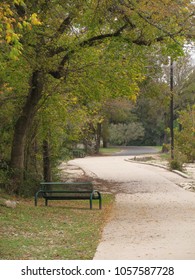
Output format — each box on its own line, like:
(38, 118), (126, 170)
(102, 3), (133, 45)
(99, 195), (102, 210)
(35, 190), (44, 206)
(35, 192), (40, 206)
(90, 198), (92, 210)
(35, 195), (38, 206)
(90, 191), (102, 210)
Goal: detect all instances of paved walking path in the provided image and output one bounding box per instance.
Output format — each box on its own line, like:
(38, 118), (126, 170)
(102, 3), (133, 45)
(64, 154), (195, 260)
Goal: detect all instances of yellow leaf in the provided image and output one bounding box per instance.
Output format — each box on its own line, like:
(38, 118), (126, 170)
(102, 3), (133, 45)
(6, 33), (12, 43)
(130, 94), (137, 102)
(17, 22), (23, 29)
(30, 13), (42, 25)
(6, 23), (11, 30)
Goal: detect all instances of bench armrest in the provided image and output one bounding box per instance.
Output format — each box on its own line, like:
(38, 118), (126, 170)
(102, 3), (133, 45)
(90, 190), (102, 209)
(34, 189), (45, 206)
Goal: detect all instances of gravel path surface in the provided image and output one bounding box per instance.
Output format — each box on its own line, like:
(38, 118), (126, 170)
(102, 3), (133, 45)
(67, 155), (195, 260)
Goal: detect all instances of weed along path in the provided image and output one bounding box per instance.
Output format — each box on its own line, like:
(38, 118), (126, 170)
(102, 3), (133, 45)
(69, 155), (195, 260)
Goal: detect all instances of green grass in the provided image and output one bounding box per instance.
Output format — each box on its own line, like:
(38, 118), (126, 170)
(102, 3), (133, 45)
(159, 152), (170, 160)
(0, 193), (114, 260)
(99, 147), (122, 155)
(154, 146), (163, 152)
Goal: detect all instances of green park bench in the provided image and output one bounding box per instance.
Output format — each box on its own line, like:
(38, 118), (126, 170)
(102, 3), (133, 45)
(34, 182), (102, 210)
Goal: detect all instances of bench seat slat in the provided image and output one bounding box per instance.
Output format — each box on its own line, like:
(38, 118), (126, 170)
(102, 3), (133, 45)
(35, 182), (102, 209)
(42, 196), (97, 200)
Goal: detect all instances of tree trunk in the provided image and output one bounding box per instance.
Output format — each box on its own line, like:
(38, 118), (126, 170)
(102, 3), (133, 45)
(102, 121), (109, 148)
(95, 122), (101, 154)
(10, 71), (44, 192)
(42, 139), (52, 182)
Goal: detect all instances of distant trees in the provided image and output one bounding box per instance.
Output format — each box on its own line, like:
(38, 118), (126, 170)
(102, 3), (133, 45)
(0, 0), (195, 194)
(109, 122), (145, 145)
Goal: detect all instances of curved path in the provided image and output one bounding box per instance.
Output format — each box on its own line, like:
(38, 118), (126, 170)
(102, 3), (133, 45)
(111, 146), (160, 156)
(69, 155), (195, 260)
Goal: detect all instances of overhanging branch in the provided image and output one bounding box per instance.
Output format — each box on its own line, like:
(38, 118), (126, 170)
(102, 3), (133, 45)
(49, 24), (128, 78)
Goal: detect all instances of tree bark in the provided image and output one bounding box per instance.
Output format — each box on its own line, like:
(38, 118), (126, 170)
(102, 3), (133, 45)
(42, 139), (52, 182)
(102, 121), (109, 148)
(10, 71), (44, 191)
(95, 123), (101, 154)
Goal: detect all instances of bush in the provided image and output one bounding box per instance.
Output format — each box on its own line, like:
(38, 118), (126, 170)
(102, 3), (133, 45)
(175, 106), (195, 163)
(18, 171), (42, 197)
(168, 151), (187, 172)
(169, 159), (183, 172)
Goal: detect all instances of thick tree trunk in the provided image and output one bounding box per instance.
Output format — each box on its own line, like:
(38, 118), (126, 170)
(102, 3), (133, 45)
(42, 139), (52, 182)
(10, 71), (44, 192)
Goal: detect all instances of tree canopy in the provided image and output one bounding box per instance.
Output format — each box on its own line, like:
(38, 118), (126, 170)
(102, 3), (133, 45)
(0, 0), (195, 194)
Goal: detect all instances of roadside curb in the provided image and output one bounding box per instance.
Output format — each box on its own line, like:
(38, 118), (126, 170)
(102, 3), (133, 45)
(125, 159), (190, 179)
(171, 169), (190, 179)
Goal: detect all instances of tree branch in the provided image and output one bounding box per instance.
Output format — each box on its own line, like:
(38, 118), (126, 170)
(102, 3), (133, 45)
(49, 24), (128, 78)
(79, 23), (128, 47)
(57, 16), (72, 36)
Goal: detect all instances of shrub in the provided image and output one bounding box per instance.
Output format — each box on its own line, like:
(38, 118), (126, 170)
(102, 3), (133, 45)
(168, 150), (187, 172)
(169, 159), (183, 172)
(175, 106), (195, 163)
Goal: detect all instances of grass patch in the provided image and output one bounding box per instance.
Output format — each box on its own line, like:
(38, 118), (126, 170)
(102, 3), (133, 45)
(99, 147), (122, 155)
(158, 152), (171, 161)
(0, 194), (114, 260)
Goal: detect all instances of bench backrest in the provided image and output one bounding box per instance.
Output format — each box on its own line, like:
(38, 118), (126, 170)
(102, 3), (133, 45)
(40, 182), (93, 198)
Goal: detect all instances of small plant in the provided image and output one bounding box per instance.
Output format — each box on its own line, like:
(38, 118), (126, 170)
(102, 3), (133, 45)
(168, 151), (187, 172)
(169, 159), (183, 172)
